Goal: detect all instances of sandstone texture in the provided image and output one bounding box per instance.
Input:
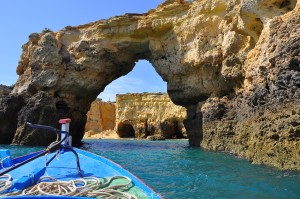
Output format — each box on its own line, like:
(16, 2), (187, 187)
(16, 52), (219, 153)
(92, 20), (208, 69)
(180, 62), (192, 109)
(201, 4), (300, 170)
(84, 129), (119, 139)
(84, 99), (115, 133)
(116, 93), (187, 138)
(0, 0), (299, 169)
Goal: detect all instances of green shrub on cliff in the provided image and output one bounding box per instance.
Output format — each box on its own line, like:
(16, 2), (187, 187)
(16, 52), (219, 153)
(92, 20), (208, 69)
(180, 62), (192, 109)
(42, 28), (53, 33)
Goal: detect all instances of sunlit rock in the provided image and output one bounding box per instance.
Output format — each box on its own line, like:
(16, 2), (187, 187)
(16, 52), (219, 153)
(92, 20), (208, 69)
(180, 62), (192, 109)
(0, 0), (299, 169)
(116, 93), (187, 139)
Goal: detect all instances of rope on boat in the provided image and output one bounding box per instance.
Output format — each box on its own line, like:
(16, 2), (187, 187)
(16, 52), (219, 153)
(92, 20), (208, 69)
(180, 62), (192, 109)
(0, 174), (12, 193)
(4, 175), (138, 199)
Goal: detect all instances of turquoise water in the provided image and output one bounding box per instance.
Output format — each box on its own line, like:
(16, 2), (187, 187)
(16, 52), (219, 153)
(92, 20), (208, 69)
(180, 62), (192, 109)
(1, 140), (300, 199)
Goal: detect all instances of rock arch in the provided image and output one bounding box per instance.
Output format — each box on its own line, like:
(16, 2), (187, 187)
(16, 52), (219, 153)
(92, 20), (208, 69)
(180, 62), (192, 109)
(0, 0), (299, 170)
(6, 0), (242, 145)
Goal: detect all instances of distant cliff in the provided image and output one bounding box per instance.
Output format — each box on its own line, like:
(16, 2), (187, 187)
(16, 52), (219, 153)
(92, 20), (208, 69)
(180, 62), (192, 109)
(85, 99), (115, 133)
(84, 93), (186, 139)
(115, 93), (187, 138)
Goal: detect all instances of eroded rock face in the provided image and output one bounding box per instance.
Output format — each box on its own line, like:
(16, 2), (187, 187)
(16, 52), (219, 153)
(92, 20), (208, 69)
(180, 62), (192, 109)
(116, 93), (187, 138)
(85, 99), (116, 133)
(13, 92), (59, 145)
(0, 94), (24, 144)
(0, 0), (299, 169)
(201, 5), (300, 169)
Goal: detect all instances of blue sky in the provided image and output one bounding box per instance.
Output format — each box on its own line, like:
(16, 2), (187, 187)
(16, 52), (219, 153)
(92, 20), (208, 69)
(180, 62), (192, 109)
(0, 0), (167, 101)
(99, 60), (167, 102)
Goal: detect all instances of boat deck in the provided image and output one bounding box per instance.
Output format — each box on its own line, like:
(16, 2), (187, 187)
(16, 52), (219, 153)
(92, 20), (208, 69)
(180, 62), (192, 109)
(1, 148), (160, 198)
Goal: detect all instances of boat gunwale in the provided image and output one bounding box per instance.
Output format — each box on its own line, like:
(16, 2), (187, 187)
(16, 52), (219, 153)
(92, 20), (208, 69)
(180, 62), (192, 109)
(74, 148), (163, 199)
(1, 148), (163, 199)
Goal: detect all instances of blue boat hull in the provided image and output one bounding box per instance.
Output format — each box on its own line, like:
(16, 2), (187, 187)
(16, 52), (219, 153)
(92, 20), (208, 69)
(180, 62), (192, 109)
(0, 148), (162, 199)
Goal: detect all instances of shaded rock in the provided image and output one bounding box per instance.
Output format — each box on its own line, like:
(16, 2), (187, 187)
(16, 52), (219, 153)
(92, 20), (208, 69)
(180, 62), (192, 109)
(0, 94), (25, 144)
(0, 85), (13, 95)
(117, 121), (135, 138)
(147, 135), (165, 141)
(12, 91), (59, 145)
(183, 103), (203, 147)
(160, 119), (185, 139)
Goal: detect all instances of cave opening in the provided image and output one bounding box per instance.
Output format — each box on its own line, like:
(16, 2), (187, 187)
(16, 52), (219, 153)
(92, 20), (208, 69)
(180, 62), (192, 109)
(117, 122), (135, 138)
(160, 119), (185, 139)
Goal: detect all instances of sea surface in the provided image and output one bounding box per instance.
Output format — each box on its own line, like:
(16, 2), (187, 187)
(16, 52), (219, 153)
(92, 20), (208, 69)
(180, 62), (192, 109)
(1, 139), (300, 199)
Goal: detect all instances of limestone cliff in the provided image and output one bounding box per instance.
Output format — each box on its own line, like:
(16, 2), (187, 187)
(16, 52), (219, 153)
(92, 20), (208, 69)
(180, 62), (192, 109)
(0, 0), (299, 169)
(201, 4), (300, 170)
(85, 99), (115, 134)
(116, 93), (187, 138)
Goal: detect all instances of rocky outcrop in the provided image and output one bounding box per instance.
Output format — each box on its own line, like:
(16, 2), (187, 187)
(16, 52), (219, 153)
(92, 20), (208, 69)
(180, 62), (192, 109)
(201, 5), (300, 170)
(0, 85), (12, 95)
(147, 135), (166, 141)
(116, 93), (187, 138)
(0, 94), (24, 144)
(0, 0), (299, 169)
(85, 99), (115, 133)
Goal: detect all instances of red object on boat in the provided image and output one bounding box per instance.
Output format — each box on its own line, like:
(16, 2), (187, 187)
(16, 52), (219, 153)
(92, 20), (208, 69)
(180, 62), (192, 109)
(59, 118), (71, 124)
